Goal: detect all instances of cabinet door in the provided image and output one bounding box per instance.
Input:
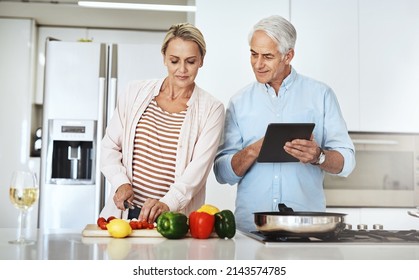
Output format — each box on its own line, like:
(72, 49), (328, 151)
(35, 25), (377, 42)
(359, 0), (419, 132)
(291, 0), (359, 131)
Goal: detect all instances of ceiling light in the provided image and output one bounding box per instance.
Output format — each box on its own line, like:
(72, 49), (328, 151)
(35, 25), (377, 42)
(78, 1), (196, 12)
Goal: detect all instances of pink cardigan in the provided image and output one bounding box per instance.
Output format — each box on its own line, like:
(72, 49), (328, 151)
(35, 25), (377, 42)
(99, 79), (225, 219)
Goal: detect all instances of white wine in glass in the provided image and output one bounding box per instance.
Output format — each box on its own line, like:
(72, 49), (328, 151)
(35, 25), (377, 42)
(9, 170), (39, 245)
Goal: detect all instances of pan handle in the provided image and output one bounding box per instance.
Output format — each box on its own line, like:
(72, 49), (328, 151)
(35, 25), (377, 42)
(278, 203), (294, 213)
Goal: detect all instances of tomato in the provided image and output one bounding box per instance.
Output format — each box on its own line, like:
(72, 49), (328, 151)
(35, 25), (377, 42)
(107, 216), (116, 223)
(98, 221), (108, 230)
(140, 220), (149, 229)
(97, 217), (106, 227)
(126, 219), (154, 230)
(129, 221), (138, 230)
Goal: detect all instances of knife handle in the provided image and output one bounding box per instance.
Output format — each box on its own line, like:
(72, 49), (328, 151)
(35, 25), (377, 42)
(126, 203), (142, 220)
(123, 200), (135, 210)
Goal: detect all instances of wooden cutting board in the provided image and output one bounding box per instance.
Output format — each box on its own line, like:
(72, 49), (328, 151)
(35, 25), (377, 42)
(82, 224), (163, 238)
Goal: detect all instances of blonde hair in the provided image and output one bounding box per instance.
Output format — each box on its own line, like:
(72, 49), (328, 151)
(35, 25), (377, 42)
(161, 23), (206, 59)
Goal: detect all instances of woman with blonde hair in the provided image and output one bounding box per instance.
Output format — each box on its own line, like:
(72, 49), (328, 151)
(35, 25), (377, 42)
(100, 23), (225, 223)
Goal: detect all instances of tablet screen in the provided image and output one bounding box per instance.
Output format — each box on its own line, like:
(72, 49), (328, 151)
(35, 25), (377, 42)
(257, 123), (315, 163)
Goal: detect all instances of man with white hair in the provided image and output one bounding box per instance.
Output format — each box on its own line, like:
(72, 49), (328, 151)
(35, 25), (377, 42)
(213, 15), (355, 232)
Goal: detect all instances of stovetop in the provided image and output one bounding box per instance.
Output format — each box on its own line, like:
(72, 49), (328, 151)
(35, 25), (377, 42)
(246, 229), (419, 244)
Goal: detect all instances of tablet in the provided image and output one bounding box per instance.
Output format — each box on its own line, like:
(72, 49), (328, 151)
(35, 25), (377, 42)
(257, 123), (315, 163)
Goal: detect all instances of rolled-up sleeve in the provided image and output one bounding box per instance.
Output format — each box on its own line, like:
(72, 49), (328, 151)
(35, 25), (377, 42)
(334, 147), (356, 177)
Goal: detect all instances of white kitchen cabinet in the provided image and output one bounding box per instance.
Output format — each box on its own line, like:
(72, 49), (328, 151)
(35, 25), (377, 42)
(291, 0), (360, 131)
(359, 0), (419, 132)
(291, 0), (419, 133)
(0, 18), (37, 228)
(86, 29), (165, 45)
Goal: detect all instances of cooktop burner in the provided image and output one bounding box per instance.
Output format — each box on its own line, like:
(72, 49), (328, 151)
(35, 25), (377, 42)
(246, 229), (419, 244)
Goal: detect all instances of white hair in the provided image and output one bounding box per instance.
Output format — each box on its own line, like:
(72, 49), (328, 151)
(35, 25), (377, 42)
(248, 15), (297, 54)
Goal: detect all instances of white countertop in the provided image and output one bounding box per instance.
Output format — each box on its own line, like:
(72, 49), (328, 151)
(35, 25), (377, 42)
(1, 228), (419, 260)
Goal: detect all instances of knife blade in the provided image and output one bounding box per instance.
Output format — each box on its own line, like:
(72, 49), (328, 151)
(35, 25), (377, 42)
(124, 200), (142, 220)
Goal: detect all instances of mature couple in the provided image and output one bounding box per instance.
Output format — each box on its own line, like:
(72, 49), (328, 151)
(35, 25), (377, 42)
(99, 15), (355, 232)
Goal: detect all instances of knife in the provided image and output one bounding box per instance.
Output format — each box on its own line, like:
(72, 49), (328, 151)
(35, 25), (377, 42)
(124, 200), (142, 220)
(123, 200), (138, 210)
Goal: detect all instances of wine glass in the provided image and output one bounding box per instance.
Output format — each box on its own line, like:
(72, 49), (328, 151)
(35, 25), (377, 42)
(8, 170), (39, 245)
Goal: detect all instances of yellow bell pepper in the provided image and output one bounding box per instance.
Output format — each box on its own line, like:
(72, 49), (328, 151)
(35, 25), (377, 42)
(196, 204), (220, 215)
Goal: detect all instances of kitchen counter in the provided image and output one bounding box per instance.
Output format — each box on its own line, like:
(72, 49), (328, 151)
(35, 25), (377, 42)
(1, 228), (419, 260)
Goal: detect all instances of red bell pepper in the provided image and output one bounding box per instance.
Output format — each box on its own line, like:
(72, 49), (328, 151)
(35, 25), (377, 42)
(188, 211), (215, 239)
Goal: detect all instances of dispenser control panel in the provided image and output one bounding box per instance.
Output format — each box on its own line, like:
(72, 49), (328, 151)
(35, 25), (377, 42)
(61, 126), (86, 134)
(49, 119), (96, 141)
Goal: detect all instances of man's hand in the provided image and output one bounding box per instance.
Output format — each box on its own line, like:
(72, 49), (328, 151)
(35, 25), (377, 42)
(283, 134), (320, 164)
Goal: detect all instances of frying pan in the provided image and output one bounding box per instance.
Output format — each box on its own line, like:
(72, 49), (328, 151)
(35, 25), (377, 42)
(254, 204), (347, 237)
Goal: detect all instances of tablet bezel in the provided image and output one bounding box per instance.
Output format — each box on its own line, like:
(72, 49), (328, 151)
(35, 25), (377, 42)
(257, 123), (315, 163)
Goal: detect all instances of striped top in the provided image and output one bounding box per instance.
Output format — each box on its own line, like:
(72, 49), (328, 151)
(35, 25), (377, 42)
(132, 99), (187, 207)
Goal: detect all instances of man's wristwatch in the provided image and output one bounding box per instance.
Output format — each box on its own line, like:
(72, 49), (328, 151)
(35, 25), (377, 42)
(312, 147), (326, 165)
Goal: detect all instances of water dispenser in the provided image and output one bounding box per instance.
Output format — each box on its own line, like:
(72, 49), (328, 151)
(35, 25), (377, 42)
(46, 119), (97, 185)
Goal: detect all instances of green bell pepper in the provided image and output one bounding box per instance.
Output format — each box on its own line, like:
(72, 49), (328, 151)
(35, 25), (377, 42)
(156, 211), (189, 239)
(214, 209), (236, 239)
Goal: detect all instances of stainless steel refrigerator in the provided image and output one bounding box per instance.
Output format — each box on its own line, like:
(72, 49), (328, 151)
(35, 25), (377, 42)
(39, 39), (166, 230)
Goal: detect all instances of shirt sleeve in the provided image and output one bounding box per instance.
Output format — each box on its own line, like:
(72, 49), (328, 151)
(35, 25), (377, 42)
(322, 87), (356, 177)
(213, 100), (244, 185)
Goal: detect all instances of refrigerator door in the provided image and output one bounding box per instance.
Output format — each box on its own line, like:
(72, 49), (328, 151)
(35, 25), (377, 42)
(40, 41), (105, 230)
(107, 43), (167, 121)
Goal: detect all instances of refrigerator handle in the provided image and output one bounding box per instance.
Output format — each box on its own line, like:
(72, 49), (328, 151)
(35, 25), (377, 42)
(107, 78), (117, 124)
(107, 44), (118, 125)
(95, 76), (106, 217)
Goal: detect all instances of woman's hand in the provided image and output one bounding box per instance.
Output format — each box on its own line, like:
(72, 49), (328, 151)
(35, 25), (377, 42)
(139, 198), (169, 224)
(113, 183), (134, 210)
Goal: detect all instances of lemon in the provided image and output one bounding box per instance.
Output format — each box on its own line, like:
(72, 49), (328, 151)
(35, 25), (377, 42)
(106, 218), (132, 238)
(196, 204), (220, 215)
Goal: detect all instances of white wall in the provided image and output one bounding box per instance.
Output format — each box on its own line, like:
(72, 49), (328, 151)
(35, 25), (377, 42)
(196, 0), (291, 211)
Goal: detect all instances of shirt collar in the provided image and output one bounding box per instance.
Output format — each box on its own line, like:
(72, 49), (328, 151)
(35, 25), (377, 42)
(259, 66), (297, 93)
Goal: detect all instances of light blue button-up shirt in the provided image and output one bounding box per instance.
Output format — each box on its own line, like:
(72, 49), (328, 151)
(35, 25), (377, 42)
(213, 67), (355, 232)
